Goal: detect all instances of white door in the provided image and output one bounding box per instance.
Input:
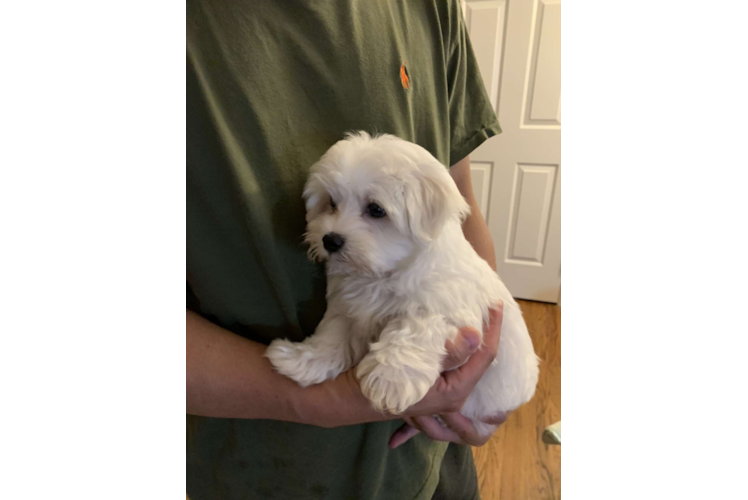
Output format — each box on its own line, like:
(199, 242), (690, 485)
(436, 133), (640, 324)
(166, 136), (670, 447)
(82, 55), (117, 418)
(462, 0), (561, 303)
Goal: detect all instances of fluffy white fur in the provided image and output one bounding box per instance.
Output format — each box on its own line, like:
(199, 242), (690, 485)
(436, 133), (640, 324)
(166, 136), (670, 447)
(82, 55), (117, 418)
(266, 132), (540, 437)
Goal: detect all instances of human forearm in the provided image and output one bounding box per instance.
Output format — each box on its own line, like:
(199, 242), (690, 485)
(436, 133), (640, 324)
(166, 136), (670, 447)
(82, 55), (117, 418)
(186, 310), (387, 427)
(461, 200), (496, 270)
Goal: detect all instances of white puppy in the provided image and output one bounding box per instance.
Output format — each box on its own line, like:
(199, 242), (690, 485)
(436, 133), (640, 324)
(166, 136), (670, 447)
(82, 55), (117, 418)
(267, 132), (539, 437)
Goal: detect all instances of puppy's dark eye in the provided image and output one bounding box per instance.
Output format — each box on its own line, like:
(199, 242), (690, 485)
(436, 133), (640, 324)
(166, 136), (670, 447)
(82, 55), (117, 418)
(330, 198), (337, 210)
(367, 203), (386, 218)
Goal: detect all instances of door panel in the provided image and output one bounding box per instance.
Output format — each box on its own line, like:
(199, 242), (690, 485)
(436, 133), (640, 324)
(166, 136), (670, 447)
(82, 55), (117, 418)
(462, 0), (561, 303)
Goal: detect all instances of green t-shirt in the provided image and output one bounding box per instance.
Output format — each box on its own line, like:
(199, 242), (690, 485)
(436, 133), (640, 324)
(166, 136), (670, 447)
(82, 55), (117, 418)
(186, 1), (500, 499)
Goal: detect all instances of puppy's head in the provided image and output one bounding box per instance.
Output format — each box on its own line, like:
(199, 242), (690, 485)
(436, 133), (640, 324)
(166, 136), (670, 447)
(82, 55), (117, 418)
(303, 132), (470, 276)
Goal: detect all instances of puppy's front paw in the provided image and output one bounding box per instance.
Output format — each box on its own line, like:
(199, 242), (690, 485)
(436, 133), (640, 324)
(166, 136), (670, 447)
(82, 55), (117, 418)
(356, 355), (433, 414)
(266, 339), (345, 387)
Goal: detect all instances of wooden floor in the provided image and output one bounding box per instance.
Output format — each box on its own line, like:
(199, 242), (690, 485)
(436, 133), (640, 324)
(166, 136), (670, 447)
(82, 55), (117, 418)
(472, 299), (561, 500)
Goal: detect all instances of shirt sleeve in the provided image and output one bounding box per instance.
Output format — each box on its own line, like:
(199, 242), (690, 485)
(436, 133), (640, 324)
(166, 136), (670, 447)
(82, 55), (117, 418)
(445, 1), (502, 166)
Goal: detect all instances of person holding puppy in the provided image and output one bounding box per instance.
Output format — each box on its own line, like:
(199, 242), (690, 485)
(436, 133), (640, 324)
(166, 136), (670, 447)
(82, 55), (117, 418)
(187, 1), (505, 498)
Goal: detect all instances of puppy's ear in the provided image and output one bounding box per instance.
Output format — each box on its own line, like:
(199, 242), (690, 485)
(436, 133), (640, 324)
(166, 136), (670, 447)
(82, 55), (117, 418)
(302, 172), (329, 222)
(404, 161), (470, 242)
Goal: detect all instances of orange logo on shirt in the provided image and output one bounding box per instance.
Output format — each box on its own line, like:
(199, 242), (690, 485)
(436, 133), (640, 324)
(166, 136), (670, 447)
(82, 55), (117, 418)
(400, 62), (410, 90)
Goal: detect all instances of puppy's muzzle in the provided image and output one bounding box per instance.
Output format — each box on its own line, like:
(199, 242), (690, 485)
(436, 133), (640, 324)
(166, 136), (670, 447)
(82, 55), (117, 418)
(322, 232), (345, 253)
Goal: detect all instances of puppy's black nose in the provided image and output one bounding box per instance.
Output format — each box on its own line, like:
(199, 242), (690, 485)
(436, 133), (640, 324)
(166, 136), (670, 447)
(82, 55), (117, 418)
(323, 233), (345, 253)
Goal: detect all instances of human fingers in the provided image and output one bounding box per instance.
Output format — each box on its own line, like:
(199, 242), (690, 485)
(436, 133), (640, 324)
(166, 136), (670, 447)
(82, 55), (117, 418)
(411, 415), (463, 444)
(389, 422), (421, 448)
(444, 302), (504, 387)
(438, 412), (494, 447)
(441, 328), (481, 371)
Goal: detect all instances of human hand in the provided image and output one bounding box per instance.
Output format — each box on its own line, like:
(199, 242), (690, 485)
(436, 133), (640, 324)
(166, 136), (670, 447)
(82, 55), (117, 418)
(390, 410), (510, 448)
(389, 303), (508, 448)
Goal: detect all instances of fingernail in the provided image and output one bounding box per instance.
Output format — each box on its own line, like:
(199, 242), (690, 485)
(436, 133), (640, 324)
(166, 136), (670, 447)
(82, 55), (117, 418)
(465, 332), (480, 351)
